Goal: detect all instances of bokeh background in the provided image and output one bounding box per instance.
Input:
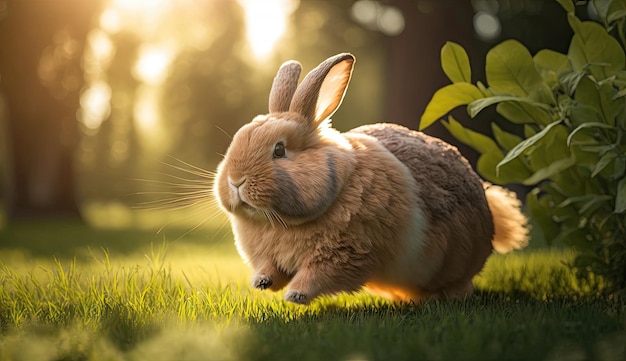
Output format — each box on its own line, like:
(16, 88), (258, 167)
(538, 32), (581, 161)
(0, 0), (580, 234)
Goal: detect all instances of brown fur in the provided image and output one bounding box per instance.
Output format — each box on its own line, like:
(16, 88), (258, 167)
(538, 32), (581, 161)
(352, 124), (494, 300)
(214, 53), (529, 305)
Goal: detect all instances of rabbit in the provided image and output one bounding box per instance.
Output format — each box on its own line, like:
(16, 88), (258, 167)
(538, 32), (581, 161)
(213, 53), (529, 305)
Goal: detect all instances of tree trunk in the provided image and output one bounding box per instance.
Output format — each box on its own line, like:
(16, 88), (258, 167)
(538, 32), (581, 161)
(0, 0), (100, 220)
(384, 0), (487, 166)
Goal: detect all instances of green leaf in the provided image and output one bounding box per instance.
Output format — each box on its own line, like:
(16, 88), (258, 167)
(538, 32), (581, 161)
(558, 194), (613, 217)
(612, 156), (626, 181)
(468, 96), (550, 118)
(578, 144), (617, 154)
(592, 152), (618, 177)
(534, 49), (569, 72)
(578, 195), (613, 215)
(573, 75), (597, 104)
(568, 20), (625, 80)
(486, 39), (551, 101)
(615, 176), (626, 213)
(496, 100), (555, 125)
(534, 49), (571, 86)
(491, 123), (523, 151)
(443, 116), (531, 184)
(419, 83), (484, 130)
(496, 120), (562, 170)
(522, 156), (576, 185)
(566, 122), (616, 146)
(614, 87), (626, 99)
(607, 9), (626, 23)
(570, 137), (601, 166)
(524, 124), (537, 138)
(575, 76), (623, 126)
(476, 81), (490, 95)
(592, 0), (611, 23)
(441, 116), (498, 154)
(534, 124), (571, 164)
(556, 0), (575, 13)
(526, 189), (560, 244)
(619, 106), (626, 129)
(560, 71), (587, 96)
(599, 82), (624, 125)
(476, 151), (505, 183)
(477, 151), (530, 183)
(441, 42), (471, 83)
(568, 104), (604, 127)
(608, 0), (626, 14)
(567, 13), (584, 34)
(558, 194), (600, 208)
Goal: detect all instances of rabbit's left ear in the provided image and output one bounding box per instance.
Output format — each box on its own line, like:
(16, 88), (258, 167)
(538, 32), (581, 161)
(269, 60), (302, 113)
(289, 53), (355, 127)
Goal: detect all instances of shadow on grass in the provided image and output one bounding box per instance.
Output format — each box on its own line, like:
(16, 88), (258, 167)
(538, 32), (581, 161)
(236, 292), (626, 361)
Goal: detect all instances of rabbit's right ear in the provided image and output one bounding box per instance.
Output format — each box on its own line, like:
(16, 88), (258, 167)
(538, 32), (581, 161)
(269, 60), (302, 113)
(289, 53), (355, 127)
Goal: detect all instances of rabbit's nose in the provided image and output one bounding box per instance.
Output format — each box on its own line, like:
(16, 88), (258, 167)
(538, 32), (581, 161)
(228, 176), (247, 188)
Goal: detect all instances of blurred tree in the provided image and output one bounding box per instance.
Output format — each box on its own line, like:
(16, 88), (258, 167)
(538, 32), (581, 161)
(0, 0), (102, 220)
(385, 0), (475, 127)
(382, 0), (484, 164)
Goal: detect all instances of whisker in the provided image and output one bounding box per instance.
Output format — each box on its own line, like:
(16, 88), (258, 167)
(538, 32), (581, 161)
(271, 209), (288, 228)
(166, 156), (217, 177)
(214, 215), (232, 241)
(133, 199), (208, 211)
(263, 209), (275, 228)
(261, 208), (287, 229)
(169, 216), (213, 243)
(134, 192), (213, 203)
(132, 192), (217, 211)
(214, 125), (233, 140)
(131, 178), (212, 189)
(155, 203), (220, 235)
(160, 161), (215, 179)
(142, 197), (215, 208)
(134, 190), (212, 197)
(156, 172), (213, 184)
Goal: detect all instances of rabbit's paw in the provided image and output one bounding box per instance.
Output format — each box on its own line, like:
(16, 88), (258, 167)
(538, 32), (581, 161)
(284, 290), (310, 304)
(251, 274), (273, 290)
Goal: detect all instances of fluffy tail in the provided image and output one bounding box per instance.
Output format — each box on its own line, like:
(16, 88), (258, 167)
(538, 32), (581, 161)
(483, 183), (530, 254)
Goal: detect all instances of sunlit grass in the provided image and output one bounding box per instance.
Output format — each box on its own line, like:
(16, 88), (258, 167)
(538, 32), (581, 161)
(0, 217), (624, 361)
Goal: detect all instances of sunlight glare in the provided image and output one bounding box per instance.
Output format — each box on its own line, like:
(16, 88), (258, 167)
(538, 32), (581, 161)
(474, 11), (501, 41)
(87, 29), (115, 67)
(377, 6), (404, 36)
(134, 87), (159, 132)
(133, 45), (175, 85)
(351, 1), (404, 36)
(351, 0), (379, 27)
(133, 86), (171, 153)
(238, 0), (299, 59)
(99, 8), (121, 33)
(79, 81), (111, 130)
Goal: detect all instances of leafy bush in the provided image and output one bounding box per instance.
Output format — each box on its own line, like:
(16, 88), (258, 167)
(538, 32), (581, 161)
(420, 0), (626, 295)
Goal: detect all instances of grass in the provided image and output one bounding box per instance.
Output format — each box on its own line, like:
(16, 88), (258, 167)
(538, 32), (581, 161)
(0, 218), (624, 361)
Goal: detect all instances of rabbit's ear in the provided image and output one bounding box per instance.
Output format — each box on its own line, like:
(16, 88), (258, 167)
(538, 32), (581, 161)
(269, 60), (302, 113)
(290, 53), (355, 127)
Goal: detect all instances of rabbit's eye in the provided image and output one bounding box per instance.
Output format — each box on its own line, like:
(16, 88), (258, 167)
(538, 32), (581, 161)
(273, 142), (286, 158)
